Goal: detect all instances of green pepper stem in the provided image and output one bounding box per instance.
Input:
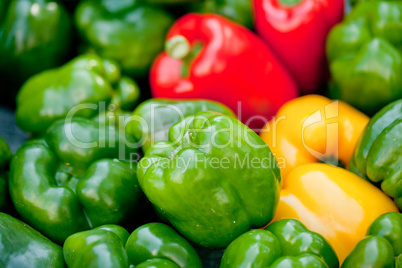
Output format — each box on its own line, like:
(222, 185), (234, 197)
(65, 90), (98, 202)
(279, 0), (303, 7)
(165, 35), (204, 78)
(165, 35), (191, 60)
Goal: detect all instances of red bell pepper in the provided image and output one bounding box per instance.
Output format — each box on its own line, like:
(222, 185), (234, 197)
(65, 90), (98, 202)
(254, 0), (344, 93)
(150, 14), (298, 130)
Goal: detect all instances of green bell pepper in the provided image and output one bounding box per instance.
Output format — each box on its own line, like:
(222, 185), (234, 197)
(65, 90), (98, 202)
(75, 0), (174, 78)
(342, 212), (402, 267)
(0, 212), (64, 267)
(350, 99), (402, 209)
(0, 137), (11, 211)
(326, 1), (402, 115)
(63, 224), (130, 268)
(128, 99), (235, 152)
(16, 54), (140, 135)
(188, 0), (253, 29)
(137, 111), (281, 248)
(9, 118), (141, 244)
(220, 219), (339, 268)
(125, 222), (203, 267)
(0, 0), (72, 93)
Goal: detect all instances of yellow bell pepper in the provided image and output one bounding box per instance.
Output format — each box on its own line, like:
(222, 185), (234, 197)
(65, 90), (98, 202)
(260, 95), (369, 179)
(273, 163), (398, 263)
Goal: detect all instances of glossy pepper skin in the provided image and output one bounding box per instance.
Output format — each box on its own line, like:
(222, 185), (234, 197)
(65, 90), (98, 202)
(0, 212), (64, 267)
(0, 0), (71, 93)
(136, 259), (180, 268)
(342, 212), (402, 267)
(125, 223), (202, 267)
(150, 14), (298, 130)
(75, 0), (174, 78)
(350, 99), (402, 210)
(0, 137), (11, 211)
(254, 0), (343, 93)
(326, 1), (402, 115)
(188, 0), (253, 29)
(137, 111), (281, 248)
(220, 219), (338, 268)
(273, 163), (398, 263)
(16, 54), (140, 135)
(9, 118), (141, 244)
(63, 224), (130, 268)
(128, 99), (235, 152)
(260, 95), (369, 179)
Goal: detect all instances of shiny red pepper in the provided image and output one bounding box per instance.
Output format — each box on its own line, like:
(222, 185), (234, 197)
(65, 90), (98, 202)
(254, 0), (344, 93)
(150, 14), (298, 130)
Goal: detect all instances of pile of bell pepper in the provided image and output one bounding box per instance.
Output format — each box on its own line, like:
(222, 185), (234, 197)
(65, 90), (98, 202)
(0, 0), (401, 267)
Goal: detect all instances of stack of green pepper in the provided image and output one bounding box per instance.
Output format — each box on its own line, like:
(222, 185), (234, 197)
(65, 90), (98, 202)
(1, 0), (402, 266)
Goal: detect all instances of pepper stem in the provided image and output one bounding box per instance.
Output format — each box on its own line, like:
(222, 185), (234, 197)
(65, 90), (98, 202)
(165, 35), (191, 60)
(279, 0), (303, 6)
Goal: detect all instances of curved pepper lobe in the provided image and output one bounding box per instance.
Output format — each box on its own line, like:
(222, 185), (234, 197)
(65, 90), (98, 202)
(341, 236), (395, 268)
(63, 225), (129, 268)
(266, 219), (339, 268)
(125, 222), (202, 268)
(367, 212), (402, 257)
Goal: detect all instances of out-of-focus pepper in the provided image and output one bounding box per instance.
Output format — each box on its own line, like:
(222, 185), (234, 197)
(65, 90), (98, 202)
(0, 137), (11, 211)
(350, 99), (402, 210)
(342, 212), (402, 267)
(326, 1), (402, 115)
(0, 212), (64, 267)
(125, 223), (203, 267)
(260, 95), (369, 179)
(0, 0), (9, 24)
(0, 0), (72, 94)
(254, 0), (344, 93)
(350, 0), (394, 6)
(128, 99), (235, 152)
(9, 118), (141, 244)
(63, 224), (130, 268)
(188, 0), (253, 29)
(75, 0), (174, 78)
(273, 163), (398, 263)
(16, 54), (140, 135)
(220, 219), (339, 268)
(150, 14), (298, 130)
(137, 111), (281, 248)
(145, 0), (200, 3)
